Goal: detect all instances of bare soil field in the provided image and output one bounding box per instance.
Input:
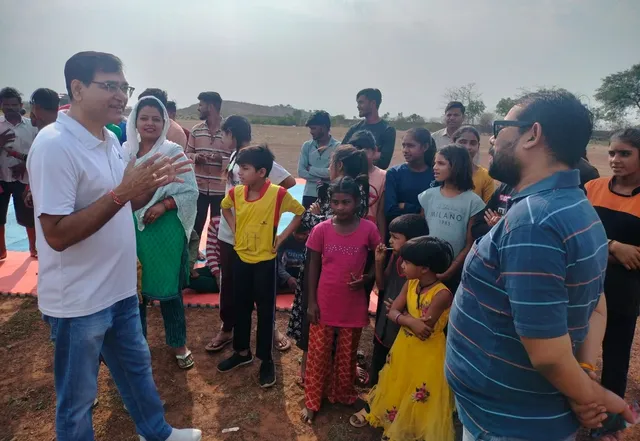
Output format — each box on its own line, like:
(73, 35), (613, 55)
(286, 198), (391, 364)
(176, 122), (613, 178)
(0, 125), (626, 441)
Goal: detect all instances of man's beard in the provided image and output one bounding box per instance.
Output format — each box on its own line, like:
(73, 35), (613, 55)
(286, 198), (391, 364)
(199, 111), (208, 121)
(489, 141), (522, 188)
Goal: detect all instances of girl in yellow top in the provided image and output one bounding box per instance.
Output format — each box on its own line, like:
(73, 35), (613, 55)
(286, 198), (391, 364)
(453, 126), (495, 203)
(363, 236), (455, 441)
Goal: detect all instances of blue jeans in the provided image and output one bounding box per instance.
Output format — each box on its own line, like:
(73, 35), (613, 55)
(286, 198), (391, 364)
(44, 295), (172, 441)
(462, 428), (576, 441)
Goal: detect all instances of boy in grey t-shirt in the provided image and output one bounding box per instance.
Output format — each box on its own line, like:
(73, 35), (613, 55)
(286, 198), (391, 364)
(418, 187), (485, 258)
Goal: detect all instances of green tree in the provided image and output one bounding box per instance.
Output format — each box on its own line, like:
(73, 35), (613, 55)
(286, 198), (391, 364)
(495, 97), (518, 116)
(595, 63), (640, 121)
(443, 83), (486, 124)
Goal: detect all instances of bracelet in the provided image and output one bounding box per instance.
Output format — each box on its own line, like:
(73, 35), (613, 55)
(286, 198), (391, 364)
(162, 198), (175, 210)
(394, 312), (402, 325)
(579, 362), (596, 373)
(109, 190), (125, 207)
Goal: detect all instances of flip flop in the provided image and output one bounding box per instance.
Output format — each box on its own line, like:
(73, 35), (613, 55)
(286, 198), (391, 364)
(349, 409), (369, 428)
(205, 335), (233, 352)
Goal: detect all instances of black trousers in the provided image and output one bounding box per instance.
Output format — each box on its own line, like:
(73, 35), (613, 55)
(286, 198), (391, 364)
(232, 256), (276, 362)
(601, 309), (638, 398)
(194, 193), (223, 239)
(0, 181), (33, 227)
(370, 338), (390, 386)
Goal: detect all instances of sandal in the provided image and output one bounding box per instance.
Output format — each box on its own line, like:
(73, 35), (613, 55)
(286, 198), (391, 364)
(300, 408), (315, 424)
(176, 350), (195, 370)
(356, 366), (369, 387)
(205, 332), (233, 352)
(275, 335), (291, 352)
(349, 408), (369, 428)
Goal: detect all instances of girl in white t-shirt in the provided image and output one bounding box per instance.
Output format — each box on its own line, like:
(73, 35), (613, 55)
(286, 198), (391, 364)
(205, 115), (296, 353)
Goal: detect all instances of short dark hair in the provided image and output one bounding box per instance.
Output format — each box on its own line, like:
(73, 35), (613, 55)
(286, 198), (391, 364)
(30, 88), (59, 111)
(349, 130), (377, 151)
(222, 115), (252, 148)
(357, 88), (382, 109)
(306, 110), (331, 128)
(611, 128), (640, 151)
(452, 126), (480, 143)
(0, 87), (22, 104)
(64, 51), (123, 100)
(388, 214), (429, 240)
(236, 143), (274, 176)
(400, 236), (454, 274)
(165, 100), (177, 113)
(445, 101), (465, 114)
(437, 144), (475, 192)
(198, 91), (222, 113)
(406, 127), (437, 167)
(515, 89), (593, 167)
(136, 97), (166, 121)
(138, 88), (168, 106)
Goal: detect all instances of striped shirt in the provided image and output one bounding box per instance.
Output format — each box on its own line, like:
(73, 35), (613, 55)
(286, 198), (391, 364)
(186, 121), (231, 195)
(446, 170), (608, 441)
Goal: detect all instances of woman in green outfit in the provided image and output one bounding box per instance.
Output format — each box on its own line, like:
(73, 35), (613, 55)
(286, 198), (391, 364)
(123, 96), (199, 369)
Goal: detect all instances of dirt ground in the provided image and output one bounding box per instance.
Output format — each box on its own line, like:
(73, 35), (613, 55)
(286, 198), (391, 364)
(176, 122), (613, 179)
(0, 125), (625, 441)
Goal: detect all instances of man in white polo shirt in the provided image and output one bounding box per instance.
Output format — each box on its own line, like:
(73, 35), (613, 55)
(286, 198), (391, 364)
(26, 51), (201, 441)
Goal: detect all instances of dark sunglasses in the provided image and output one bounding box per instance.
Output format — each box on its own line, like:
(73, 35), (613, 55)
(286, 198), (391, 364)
(493, 120), (535, 139)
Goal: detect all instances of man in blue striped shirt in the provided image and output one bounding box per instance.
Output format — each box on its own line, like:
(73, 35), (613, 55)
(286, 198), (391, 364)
(446, 90), (633, 441)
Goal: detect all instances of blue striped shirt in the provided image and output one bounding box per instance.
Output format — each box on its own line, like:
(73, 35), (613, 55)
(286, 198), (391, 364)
(446, 170), (608, 441)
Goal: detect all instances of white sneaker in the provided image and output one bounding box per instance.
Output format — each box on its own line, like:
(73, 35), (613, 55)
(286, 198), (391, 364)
(139, 428), (202, 441)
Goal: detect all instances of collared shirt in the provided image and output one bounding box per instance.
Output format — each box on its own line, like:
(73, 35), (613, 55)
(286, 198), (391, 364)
(221, 181), (305, 264)
(446, 170), (607, 441)
(26, 111), (137, 318)
(297, 136), (341, 197)
(186, 121), (232, 195)
(0, 116), (38, 184)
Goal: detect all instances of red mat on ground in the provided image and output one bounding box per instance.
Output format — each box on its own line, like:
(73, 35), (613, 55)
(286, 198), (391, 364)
(0, 251), (379, 314)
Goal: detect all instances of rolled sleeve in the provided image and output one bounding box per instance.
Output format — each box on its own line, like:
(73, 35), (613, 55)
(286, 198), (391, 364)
(28, 145), (78, 217)
(499, 224), (569, 339)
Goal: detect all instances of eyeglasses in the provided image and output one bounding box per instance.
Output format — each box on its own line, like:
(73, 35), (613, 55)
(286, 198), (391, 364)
(493, 120), (535, 139)
(91, 81), (135, 98)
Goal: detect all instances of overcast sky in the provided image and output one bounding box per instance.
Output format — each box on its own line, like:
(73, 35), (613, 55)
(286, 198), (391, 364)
(1, 0), (639, 119)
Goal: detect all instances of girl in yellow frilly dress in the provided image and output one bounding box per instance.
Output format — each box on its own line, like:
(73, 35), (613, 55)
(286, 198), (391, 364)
(366, 236), (455, 441)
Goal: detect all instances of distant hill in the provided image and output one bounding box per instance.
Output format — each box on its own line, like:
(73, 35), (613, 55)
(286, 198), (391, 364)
(177, 101), (308, 120)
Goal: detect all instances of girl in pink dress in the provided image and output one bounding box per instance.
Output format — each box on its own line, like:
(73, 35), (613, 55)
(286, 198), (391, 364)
(301, 176), (382, 423)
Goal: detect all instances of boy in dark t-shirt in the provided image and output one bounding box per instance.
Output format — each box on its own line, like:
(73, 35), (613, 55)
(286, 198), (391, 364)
(276, 225), (309, 292)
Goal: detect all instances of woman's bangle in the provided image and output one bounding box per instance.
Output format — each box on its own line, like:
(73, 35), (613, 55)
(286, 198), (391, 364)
(109, 190), (125, 207)
(579, 362), (596, 373)
(162, 198), (175, 210)
(394, 312), (402, 325)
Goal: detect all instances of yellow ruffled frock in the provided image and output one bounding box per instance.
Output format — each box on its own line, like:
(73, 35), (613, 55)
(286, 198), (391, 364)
(366, 279), (454, 441)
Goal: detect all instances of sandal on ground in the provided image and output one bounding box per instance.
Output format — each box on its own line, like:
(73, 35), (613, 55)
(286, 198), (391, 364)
(176, 350), (195, 370)
(356, 366), (369, 387)
(205, 333), (232, 352)
(300, 408), (315, 424)
(275, 335), (291, 352)
(349, 408), (369, 428)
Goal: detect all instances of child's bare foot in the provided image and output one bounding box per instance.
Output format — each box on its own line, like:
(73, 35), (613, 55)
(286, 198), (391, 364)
(300, 408), (315, 424)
